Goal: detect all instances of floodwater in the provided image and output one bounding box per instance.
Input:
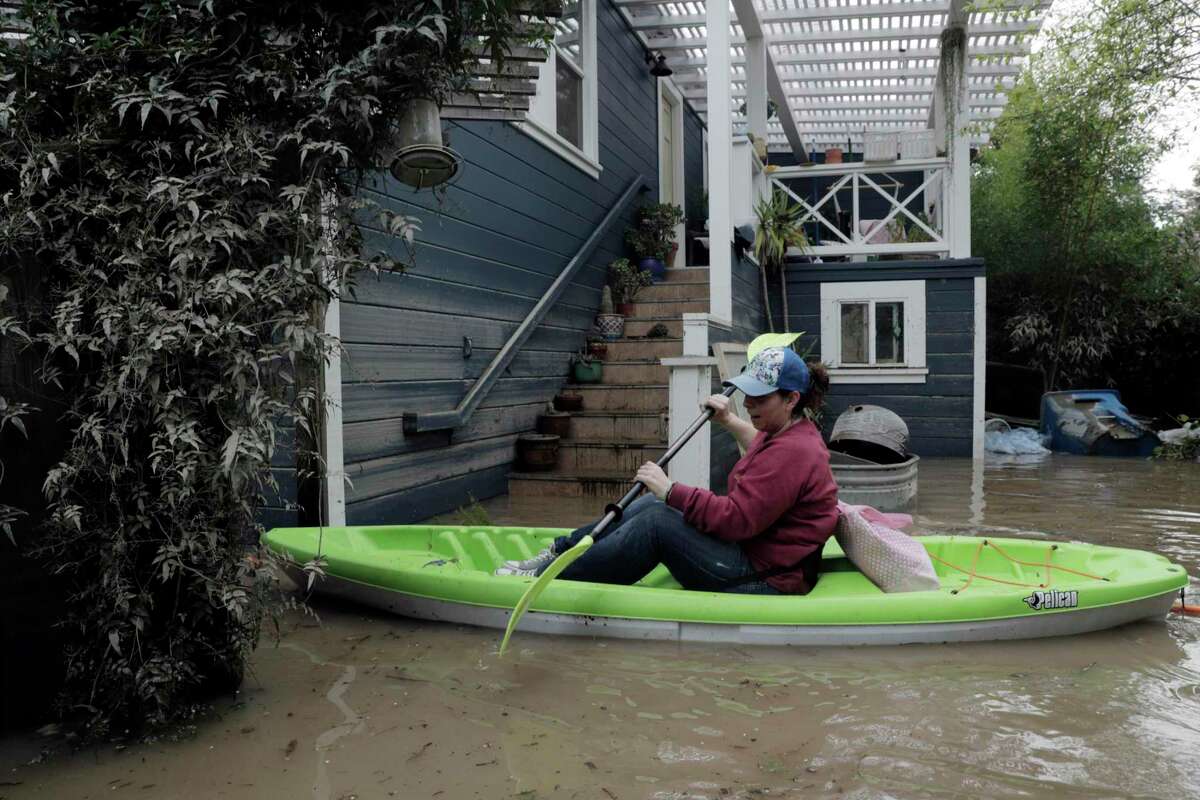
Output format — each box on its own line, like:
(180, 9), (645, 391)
(3, 455), (1200, 799)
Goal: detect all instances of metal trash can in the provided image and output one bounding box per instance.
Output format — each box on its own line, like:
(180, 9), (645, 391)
(829, 404), (910, 464)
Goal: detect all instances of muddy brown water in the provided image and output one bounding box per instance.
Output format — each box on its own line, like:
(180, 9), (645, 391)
(3, 455), (1199, 799)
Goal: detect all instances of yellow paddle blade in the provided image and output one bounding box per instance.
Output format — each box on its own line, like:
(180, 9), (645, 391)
(498, 534), (594, 657)
(747, 332), (805, 361)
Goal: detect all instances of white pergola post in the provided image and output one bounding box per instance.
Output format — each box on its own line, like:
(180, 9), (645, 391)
(746, 36), (768, 147)
(705, 0), (733, 325)
(934, 4), (985, 459)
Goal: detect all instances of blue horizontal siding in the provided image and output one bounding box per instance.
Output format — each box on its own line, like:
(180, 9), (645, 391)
(341, 0), (675, 524)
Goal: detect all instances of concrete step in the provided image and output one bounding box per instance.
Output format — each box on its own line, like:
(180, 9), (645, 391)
(557, 440), (667, 473)
(599, 360), (669, 385)
(509, 471), (633, 499)
(564, 383), (668, 411)
(637, 281), (710, 302)
(566, 410), (667, 442)
(663, 267), (709, 283)
(623, 317), (683, 338)
(601, 338), (682, 361)
(625, 298), (708, 317)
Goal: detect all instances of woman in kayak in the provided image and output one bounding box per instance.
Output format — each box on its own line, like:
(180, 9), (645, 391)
(497, 346), (838, 595)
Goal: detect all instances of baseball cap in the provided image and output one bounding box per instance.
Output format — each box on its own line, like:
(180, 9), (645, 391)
(724, 346), (811, 397)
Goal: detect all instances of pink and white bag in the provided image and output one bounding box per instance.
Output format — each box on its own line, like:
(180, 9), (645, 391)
(834, 502), (940, 592)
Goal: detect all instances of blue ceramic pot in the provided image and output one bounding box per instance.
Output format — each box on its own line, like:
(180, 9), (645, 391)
(638, 256), (666, 282)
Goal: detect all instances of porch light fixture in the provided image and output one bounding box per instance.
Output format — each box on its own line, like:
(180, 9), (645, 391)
(389, 98), (462, 189)
(645, 51), (673, 77)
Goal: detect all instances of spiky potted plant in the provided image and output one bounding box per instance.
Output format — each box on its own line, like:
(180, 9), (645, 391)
(753, 188), (808, 333)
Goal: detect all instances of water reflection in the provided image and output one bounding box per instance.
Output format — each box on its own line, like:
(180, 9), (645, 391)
(2, 455), (1199, 799)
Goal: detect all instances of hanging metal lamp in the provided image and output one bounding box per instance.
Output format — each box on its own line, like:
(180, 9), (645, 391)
(389, 98), (462, 189)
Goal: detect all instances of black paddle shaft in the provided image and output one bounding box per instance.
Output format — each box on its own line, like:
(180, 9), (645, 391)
(587, 384), (740, 542)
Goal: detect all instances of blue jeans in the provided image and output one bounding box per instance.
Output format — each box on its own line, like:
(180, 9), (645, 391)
(547, 495), (780, 595)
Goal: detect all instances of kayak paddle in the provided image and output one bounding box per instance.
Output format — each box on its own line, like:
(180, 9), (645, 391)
(497, 330), (804, 656)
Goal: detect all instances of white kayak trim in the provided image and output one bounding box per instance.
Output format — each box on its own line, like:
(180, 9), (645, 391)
(309, 573), (1179, 647)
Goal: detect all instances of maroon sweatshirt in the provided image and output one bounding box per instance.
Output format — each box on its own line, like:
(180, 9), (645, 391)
(666, 419), (839, 594)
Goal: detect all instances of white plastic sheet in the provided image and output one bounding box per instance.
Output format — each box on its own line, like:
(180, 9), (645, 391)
(985, 426), (1049, 455)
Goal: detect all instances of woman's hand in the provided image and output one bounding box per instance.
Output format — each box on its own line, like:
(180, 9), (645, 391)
(636, 462), (673, 501)
(704, 393), (735, 426)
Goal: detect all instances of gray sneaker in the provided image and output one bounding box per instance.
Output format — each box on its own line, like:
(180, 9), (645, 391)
(496, 547), (556, 575)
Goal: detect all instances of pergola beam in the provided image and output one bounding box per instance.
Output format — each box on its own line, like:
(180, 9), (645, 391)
(674, 65), (1023, 86)
(690, 98), (1010, 112)
(627, 1), (1050, 30)
(666, 47), (1028, 73)
(646, 21), (1041, 50)
(730, 0), (807, 159)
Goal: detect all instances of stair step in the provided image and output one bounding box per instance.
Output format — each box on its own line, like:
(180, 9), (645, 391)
(566, 410), (668, 442)
(623, 317), (683, 338)
(562, 383), (668, 411)
(556, 440), (667, 472)
(597, 360), (669, 384)
(663, 267), (709, 283)
(509, 471), (636, 499)
(601, 338), (682, 360)
(623, 299), (708, 317)
(637, 281), (710, 302)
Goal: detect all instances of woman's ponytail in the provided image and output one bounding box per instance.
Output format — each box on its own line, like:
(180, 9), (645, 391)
(799, 359), (830, 418)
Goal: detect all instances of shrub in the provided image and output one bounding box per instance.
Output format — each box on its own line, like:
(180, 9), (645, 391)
(0, 0), (548, 737)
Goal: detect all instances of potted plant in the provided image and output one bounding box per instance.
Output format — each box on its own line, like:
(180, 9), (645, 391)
(553, 391), (584, 412)
(585, 334), (608, 360)
(516, 433), (560, 471)
(753, 188), (808, 333)
(608, 257), (652, 316)
(595, 286), (625, 341)
(536, 401), (572, 438)
(570, 349), (603, 384)
(625, 202), (684, 281)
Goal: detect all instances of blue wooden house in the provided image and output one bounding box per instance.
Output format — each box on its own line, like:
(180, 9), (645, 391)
(265, 0), (1048, 527)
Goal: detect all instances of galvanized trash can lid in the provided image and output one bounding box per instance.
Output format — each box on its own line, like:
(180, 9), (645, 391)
(830, 405), (910, 460)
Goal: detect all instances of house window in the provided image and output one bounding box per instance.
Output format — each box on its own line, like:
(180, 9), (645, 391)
(820, 281), (928, 383)
(517, 0), (600, 178)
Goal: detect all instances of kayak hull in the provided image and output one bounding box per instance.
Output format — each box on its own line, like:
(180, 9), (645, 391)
(263, 525), (1189, 647)
(302, 570), (1180, 647)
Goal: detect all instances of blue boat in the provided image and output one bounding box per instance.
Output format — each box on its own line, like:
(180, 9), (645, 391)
(1040, 390), (1159, 457)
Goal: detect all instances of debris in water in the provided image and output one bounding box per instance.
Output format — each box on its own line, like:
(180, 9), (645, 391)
(407, 741), (433, 761)
(284, 739), (297, 757)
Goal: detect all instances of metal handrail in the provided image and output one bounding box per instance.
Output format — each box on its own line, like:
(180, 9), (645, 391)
(403, 173), (646, 434)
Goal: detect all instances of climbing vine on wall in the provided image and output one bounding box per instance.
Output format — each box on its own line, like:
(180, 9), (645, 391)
(0, 0), (551, 736)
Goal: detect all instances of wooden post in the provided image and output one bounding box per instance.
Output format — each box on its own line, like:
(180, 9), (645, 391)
(662, 356), (717, 490)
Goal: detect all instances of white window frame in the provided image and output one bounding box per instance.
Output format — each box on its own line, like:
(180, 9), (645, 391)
(514, 0), (600, 179)
(819, 280), (928, 384)
(657, 77), (686, 267)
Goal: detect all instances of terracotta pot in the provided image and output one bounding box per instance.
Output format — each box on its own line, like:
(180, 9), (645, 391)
(824, 147), (843, 164)
(553, 393), (584, 412)
(537, 414), (572, 438)
(516, 433), (560, 472)
(615, 302), (635, 317)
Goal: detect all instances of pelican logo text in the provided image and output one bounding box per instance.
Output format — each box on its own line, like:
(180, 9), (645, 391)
(1023, 589), (1078, 610)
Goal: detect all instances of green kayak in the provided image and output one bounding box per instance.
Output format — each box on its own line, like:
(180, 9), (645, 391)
(262, 525), (1189, 646)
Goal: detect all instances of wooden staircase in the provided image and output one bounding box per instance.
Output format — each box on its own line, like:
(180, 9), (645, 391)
(508, 267), (709, 499)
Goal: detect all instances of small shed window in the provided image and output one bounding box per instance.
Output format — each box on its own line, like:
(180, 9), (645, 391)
(820, 281), (928, 384)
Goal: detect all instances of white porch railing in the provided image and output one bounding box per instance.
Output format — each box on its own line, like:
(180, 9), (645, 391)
(768, 158), (951, 258)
